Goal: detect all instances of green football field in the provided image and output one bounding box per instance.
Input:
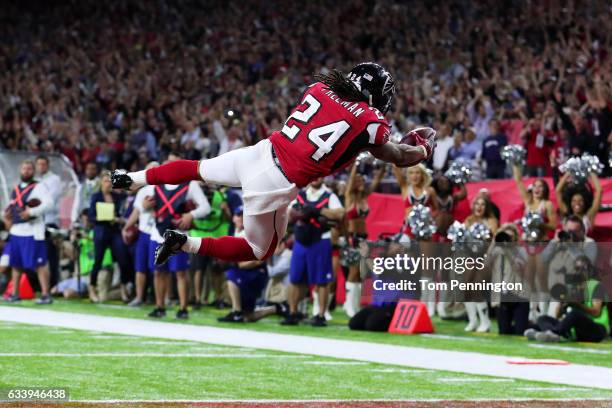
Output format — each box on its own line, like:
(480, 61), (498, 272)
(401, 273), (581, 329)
(1, 300), (612, 405)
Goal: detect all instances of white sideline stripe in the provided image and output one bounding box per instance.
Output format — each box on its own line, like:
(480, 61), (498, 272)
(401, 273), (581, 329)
(0, 351), (297, 358)
(437, 377), (515, 383)
(420, 334), (483, 342)
(528, 343), (612, 355)
(1, 307), (611, 390)
(303, 361), (368, 366)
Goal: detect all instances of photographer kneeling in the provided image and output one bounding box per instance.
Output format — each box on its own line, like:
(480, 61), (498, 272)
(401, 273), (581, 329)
(525, 255), (609, 343)
(487, 224), (530, 335)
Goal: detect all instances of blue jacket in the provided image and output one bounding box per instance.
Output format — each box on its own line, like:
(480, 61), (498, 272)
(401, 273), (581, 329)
(88, 191), (126, 228)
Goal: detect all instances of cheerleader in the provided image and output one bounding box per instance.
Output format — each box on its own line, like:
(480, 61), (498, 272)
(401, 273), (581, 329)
(463, 195), (499, 332)
(341, 162), (384, 317)
(555, 172), (601, 237)
(512, 164), (557, 320)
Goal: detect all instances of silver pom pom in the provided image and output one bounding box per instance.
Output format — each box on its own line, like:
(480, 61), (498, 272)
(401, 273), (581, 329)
(558, 154), (602, 184)
(501, 144), (526, 166)
(408, 204), (437, 240)
(444, 161), (473, 184)
(519, 211), (543, 240)
(581, 154), (603, 176)
(340, 247), (361, 267)
(355, 151), (374, 166)
(468, 223), (492, 241)
(447, 221), (469, 242)
(467, 222), (492, 253)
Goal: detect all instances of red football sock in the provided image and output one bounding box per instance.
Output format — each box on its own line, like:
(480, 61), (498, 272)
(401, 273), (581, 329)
(198, 235), (278, 262)
(198, 236), (257, 262)
(146, 160), (200, 185)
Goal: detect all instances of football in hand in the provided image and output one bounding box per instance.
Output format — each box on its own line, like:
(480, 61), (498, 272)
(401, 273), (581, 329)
(400, 127), (436, 145)
(122, 225), (139, 245)
(26, 198), (41, 208)
(400, 127), (436, 158)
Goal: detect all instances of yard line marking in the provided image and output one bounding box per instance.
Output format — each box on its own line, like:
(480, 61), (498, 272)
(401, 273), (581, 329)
(303, 361), (368, 365)
(528, 343), (611, 355)
(0, 352), (311, 358)
(1, 306), (611, 390)
(437, 377), (515, 383)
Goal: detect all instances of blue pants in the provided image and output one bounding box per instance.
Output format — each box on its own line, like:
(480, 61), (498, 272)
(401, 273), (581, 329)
(91, 226), (133, 286)
(148, 239), (189, 273)
(134, 232), (151, 273)
(226, 267), (268, 312)
(289, 239), (333, 286)
(8, 235), (47, 271)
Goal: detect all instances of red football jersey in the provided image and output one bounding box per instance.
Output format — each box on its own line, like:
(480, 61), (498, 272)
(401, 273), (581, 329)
(269, 82), (390, 187)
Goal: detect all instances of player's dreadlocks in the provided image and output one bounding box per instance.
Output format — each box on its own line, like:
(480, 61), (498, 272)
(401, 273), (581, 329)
(314, 70), (368, 103)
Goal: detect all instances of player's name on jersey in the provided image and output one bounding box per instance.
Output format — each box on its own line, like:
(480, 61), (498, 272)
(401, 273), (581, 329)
(322, 89), (367, 118)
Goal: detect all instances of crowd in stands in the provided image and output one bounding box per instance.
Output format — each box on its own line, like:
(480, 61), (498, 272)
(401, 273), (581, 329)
(0, 0), (610, 342)
(0, 0), (610, 179)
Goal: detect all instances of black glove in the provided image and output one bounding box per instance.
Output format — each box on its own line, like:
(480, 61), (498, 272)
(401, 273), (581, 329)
(301, 205), (321, 221)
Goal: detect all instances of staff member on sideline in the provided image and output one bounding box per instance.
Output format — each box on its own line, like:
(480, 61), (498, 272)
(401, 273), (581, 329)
(189, 184), (230, 309)
(148, 153), (210, 320)
(282, 178), (344, 327)
(123, 162), (159, 306)
(88, 172), (133, 303)
(5, 160), (53, 304)
(71, 162), (100, 224)
(36, 156), (62, 287)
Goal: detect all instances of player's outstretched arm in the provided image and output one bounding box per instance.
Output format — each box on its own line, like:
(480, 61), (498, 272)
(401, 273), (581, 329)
(368, 142), (427, 168)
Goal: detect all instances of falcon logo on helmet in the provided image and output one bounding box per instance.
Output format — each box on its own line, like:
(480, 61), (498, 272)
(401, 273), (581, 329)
(348, 62), (396, 114)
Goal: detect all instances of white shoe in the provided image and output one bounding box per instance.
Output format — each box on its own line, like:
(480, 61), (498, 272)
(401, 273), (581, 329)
(352, 282), (362, 316)
(427, 302), (436, 317)
(343, 282), (356, 318)
(524, 328), (538, 340)
(476, 302), (490, 333)
(324, 310), (333, 321)
(535, 330), (561, 342)
(312, 291), (320, 317)
(464, 320), (478, 332)
(476, 322), (490, 332)
(464, 302), (478, 332)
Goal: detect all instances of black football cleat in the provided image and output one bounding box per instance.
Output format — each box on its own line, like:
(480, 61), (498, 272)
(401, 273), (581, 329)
(217, 311), (244, 323)
(154, 230), (188, 266)
(280, 313), (300, 326)
(175, 308), (189, 320)
(310, 314), (327, 327)
(148, 307), (166, 318)
(110, 170), (133, 190)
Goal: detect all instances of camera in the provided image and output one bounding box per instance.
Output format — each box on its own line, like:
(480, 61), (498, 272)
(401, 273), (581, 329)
(558, 230), (577, 242)
(494, 231), (512, 243)
(550, 273), (585, 303)
(70, 222), (88, 241)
